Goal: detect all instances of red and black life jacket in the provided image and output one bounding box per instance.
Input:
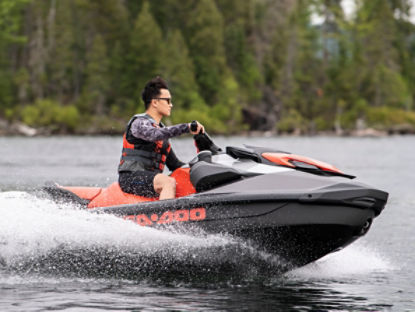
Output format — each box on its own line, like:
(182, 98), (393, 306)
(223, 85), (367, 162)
(118, 114), (171, 173)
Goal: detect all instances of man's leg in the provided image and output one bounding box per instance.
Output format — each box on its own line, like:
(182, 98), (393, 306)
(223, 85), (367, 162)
(153, 174), (176, 200)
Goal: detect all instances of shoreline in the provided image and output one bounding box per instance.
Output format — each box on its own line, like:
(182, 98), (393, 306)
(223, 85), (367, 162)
(1, 119), (414, 137)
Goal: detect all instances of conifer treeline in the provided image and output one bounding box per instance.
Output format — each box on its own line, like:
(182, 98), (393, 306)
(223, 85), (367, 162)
(1, 0), (415, 134)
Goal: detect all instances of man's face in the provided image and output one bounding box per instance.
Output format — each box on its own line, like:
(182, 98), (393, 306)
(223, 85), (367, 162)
(154, 88), (172, 117)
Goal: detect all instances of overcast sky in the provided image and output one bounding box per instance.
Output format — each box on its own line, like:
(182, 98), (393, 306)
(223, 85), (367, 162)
(342, 0), (415, 23)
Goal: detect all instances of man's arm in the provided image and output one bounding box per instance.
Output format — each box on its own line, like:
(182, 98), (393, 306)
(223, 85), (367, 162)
(166, 148), (185, 171)
(130, 118), (189, 141)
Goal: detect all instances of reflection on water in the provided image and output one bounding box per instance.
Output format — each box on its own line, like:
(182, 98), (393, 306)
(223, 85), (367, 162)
(0, 272), (394, 311)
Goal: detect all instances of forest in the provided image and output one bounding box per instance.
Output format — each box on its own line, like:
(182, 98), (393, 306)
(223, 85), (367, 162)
(1, 0), (415, 135)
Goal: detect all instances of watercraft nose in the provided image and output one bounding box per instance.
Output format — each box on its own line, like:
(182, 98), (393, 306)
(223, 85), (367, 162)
(358, 218), (372, 236)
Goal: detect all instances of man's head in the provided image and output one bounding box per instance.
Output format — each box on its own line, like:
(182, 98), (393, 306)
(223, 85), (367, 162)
(142, 77), (170, 110)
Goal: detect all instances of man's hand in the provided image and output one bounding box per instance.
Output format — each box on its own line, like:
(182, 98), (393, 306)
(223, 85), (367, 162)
(189, 121), (205, 134)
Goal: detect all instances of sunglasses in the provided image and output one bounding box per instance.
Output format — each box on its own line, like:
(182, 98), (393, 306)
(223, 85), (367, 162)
(155, 98), (172, 104)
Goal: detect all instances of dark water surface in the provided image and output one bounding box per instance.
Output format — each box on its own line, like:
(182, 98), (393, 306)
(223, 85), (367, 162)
(0, 135), (414, 311)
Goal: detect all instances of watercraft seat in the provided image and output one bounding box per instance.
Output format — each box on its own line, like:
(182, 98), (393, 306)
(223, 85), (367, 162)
(190, 161), (248, 192)
(189, 150), (212, 167)
(190, 161), (242, 192)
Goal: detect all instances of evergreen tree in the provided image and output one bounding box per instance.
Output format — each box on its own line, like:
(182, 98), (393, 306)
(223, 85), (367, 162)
(185, 0), (228, 105)
(263, 16), (291, 129)
(161, 29), (205, 111)
(107, 40), (128, 116)
(46, 0), (78, 101)
(354, 0), (410, 108)
(148, 0), (194, 33)
(391, 0), (415, 111)
(0, 0), (31, 115)
(291, 0), (325, 133)
(124, 0), (144, 23)
(314, 0), (354, 132)
(212, 69), (242, 133)
(124, 1), (164, 108)
(78, 0), (129, 44)
(266, 0), (325, 133)
(1, 0), (415, 133)
(185, 0), (244, 132)
(0, 0), (30, 46)
(215, 0), (261, 97)
(81, 34), (110, 115)
(224, 19), (262, 103)
(162, 29), (216, 129)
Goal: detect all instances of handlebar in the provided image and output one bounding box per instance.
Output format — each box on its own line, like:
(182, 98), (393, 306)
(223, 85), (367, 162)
(190, 120), (198, 132)
(191, 120), (222, 155)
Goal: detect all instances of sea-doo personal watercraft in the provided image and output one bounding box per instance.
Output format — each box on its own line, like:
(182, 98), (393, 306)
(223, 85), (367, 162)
(42, 128), (388, 269)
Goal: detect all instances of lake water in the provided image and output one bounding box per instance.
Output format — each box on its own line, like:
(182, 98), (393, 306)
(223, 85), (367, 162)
(0, 135), (414, 311)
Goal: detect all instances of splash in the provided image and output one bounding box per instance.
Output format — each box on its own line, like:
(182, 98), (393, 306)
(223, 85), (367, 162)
(287, 243), (393, 280)
(0, 192), (289, 282)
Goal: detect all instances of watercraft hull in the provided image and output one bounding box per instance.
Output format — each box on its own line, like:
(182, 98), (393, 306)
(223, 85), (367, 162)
(88, 187), (384, 267)
(40, 147), (388, 270)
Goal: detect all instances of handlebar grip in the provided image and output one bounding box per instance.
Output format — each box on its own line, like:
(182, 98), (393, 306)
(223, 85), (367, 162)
(190, 120), (198, 132)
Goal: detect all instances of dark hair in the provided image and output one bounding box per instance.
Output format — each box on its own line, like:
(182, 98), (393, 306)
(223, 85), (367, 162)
(141, 76), (169, 109)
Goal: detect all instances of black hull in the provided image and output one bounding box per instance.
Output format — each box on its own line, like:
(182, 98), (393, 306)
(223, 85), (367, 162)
(42, 177), (387, 269)
(227, 224), (366, 267)
(96, 196), (378, 268)
(197, 202), (374, 267)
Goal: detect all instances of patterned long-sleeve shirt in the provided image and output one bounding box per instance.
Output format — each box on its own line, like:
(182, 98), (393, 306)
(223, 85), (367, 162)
(130, 116), (190, 171)
(130, 117), (190, 141)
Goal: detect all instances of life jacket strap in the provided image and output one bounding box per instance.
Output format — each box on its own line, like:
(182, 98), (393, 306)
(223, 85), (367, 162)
(121, 148), (162, 161)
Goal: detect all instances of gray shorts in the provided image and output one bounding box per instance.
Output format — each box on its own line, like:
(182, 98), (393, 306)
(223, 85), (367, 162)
(118, 171), (159, 197)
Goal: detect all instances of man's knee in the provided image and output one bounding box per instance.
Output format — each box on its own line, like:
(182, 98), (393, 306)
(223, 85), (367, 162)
(164, 176), (176, 189)
(154, 174), (176, 192)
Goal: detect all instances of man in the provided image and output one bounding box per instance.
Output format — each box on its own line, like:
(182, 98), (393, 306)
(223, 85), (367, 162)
(118, 77), (204, 200)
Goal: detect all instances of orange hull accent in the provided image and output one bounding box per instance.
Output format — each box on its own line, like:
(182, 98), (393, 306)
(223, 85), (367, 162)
(262, 152), (344, 174)
(87, 182), (156, 208)
(170, 167), (196, 197)
(62, 168), (196, 208)
(63, 186), (102, 201)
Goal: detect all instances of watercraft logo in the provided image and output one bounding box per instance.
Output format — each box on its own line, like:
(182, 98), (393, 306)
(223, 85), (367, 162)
(124, 207), (206, 226)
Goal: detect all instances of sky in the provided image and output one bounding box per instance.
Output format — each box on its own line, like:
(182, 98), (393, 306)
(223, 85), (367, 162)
(342, 0), (415, 23)
(311, 0), (415, 24)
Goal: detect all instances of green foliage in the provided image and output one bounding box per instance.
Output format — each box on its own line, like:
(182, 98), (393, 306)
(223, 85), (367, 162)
(186, 0), (228, 105)
(339, 98), (369, 130)
(0, 69), (14, 115)
(170, 105), (218, 134)
(124, 1), (164, 102)
(0, 0), (30, 44)
(47, 0), (78, 98)
(314, 116), (331, 132)
(224, 22), (262, 102)
(370, 65), (412, 109)
(353, 0), (403, 108)
(366, 106), (415, 129)
(21, 99), (80, 132)
(277, 109), (305, 133)
(279, 0), (325, 128)
(162, 30), (206, 111)
(0, 0), (31, 116)
(213, 72), (243, 133)
(81, 34), (110, 115)
(1, 0), (415, 135)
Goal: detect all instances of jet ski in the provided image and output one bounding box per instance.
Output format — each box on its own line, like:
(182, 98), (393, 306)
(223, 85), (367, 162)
(42, 128), (388, 269)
